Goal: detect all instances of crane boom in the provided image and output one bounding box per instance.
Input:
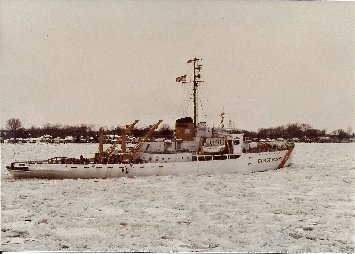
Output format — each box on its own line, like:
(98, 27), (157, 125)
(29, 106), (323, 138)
(123, 120), (163, 162)
(105, 120), (139, 156)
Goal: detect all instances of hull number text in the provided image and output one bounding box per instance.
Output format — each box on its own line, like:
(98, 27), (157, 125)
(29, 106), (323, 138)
(258, 157), (283, 163)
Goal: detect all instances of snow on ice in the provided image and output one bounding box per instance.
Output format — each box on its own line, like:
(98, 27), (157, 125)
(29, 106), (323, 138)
(1, 143), (354, 252)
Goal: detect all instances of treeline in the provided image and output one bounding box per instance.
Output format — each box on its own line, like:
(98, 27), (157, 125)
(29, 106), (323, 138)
(242, 123), (353, 141)
(1, 118), (354, 142)
(1, 119), (174, 142)
(243, 123), (327, 140)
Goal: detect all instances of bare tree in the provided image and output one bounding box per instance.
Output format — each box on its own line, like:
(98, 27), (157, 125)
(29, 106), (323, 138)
(6, 118), (22, 138)
(300, 123), (312, 132)
(346, 126), (353, 136)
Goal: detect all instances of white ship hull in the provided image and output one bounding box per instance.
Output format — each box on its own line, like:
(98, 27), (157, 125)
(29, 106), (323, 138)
(7, 150), (293, 179)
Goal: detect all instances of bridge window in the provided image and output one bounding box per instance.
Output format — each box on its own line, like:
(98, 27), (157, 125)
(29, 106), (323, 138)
(229, 155), (241, 159)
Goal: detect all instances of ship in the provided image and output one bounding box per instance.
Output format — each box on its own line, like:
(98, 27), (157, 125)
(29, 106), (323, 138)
(6, 58), (294, 179)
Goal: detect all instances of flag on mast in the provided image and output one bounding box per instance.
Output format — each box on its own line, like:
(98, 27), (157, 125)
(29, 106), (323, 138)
(176, 74), (187, 82)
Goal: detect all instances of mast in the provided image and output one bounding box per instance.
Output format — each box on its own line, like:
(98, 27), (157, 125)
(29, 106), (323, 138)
(185, 58), (203, 128)
(98, 127), (104, 155)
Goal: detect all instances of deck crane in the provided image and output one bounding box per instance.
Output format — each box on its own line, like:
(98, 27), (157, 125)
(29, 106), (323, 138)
(97, 120), (139, 162)
(121, 120), (163, 162)
(104, 120), (139, 157)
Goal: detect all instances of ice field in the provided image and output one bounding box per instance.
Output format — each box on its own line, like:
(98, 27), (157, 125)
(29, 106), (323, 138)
(1, 142), (354, 252)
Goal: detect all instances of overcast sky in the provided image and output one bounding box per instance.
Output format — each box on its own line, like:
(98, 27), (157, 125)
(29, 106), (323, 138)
(1, 1), (354, 132)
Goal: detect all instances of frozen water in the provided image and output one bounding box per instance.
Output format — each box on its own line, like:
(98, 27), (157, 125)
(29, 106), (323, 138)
(1, 143), (354, 252)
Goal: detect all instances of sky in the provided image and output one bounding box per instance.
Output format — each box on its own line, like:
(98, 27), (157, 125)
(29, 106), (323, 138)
(1, 0), (354, 132)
